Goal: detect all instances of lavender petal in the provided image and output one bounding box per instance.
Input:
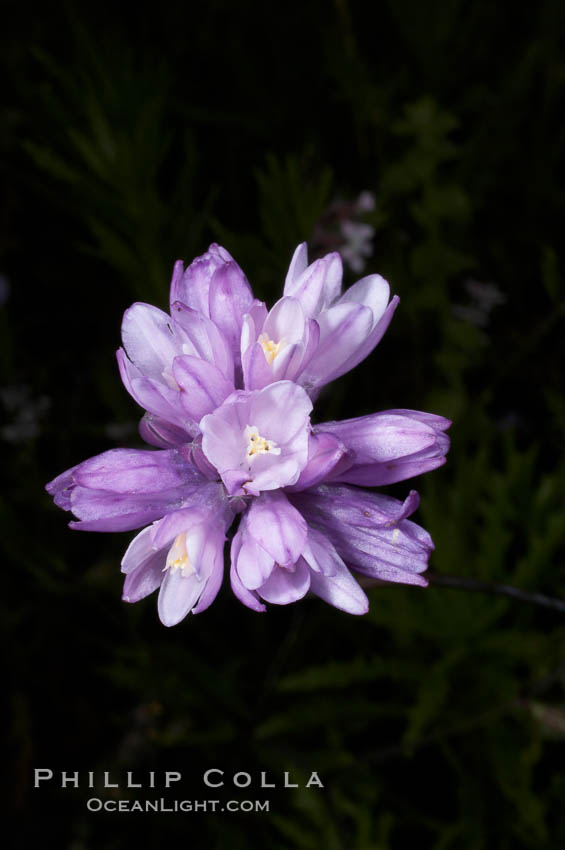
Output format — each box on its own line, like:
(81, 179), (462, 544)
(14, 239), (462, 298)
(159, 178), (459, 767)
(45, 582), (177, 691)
(158, 569), (206, 627)
(209, 262), (254, 355)
(232, 521), (275, 589)
(286, 432), (350, 493)
(171, 301), (235, 383)
(229, 538), (266, 613)
(257, 558), (311, 604)
(138, 414), (193, 449)
(301, 302), (374, 391)
(122, 550), (166, 603)
(245, 490), (307, 568)
(316, 411), (450, 486)
(291, 485), (433, 583)
(173, 355), (233, 421)
(121, 303), (181, 379)
(309, 562), (369, 615)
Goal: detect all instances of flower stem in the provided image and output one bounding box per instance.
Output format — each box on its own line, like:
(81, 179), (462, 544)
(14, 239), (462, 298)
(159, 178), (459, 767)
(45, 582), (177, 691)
(427, 572), (565, 614)
(360, 572), (565, 614)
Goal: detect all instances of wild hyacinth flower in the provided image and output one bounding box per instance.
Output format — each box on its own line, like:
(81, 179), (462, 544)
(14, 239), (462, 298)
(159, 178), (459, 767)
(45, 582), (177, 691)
(242, 243), (398, 396)
(46, 242), (450, 625)
(1, 384), (51, 443)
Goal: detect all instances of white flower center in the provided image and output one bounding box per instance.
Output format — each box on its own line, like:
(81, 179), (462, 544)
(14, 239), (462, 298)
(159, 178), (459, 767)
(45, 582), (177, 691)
(164, 533), (194, 577)
(244, 425), (281, 461)
(258, 333), (286, 365)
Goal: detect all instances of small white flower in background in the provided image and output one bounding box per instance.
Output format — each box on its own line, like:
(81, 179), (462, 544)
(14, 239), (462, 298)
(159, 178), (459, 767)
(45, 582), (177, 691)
(354, 190), (376, 214)
(311, 191), (377, 274)
(104, 422), (137, 441)
(1, 385), (51, 443)
(452, 278), (505, 328)
(339, 220), (376, 274)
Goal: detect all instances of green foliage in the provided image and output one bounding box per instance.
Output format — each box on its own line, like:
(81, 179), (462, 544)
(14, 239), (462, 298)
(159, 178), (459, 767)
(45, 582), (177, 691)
(255, 154), (333, 258)
(24, 30), (214, 303)
(211, 151), (334, 301)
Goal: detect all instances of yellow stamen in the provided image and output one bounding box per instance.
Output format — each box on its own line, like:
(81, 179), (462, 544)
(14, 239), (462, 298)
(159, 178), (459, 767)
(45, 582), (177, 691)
(164, 533), (194, 577)
(258, 333), (285, 365)
(244, 425), (281, 460)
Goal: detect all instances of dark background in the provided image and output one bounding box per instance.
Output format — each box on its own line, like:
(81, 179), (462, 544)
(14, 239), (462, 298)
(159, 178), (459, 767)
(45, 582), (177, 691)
(3, 1), (565, 847)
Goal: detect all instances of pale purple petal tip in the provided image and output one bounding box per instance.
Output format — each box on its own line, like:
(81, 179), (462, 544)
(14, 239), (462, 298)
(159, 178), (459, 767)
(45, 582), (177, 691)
(139, 414), (193, 449)
(257, 558), (311, 605)
(309, 562), (369, 615)
(230, 533), (267, 612)
(158, 569), (206, 626)
(122, 549), (166, 603)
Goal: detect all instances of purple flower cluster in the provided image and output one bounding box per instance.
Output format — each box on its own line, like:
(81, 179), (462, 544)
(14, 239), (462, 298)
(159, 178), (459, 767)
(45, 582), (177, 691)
(47, 243), (450, 625)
